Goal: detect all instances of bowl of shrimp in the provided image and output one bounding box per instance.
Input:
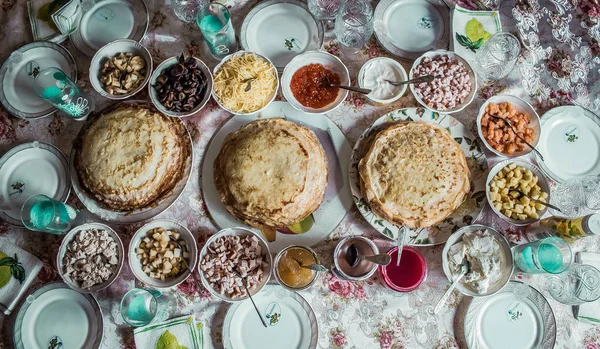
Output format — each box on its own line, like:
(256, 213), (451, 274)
(477, 95), (541, 158)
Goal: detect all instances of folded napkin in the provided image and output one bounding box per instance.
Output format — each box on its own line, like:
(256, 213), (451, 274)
(451, 5), (502, 63)
(27, 0), (76, 43)
(0, 239), (43, 315)
(573, 252), (600, 323)
(134, 316), (204, 349)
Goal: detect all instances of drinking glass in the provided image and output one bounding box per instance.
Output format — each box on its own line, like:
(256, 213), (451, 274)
(334, 0), (373, 55)
(20, 194), (85, 234)
(513, 237), (572, 274)
(544, 264), (600, 305)
(475, 32), (520, 80)
(120, 288), (173, 327)
(173, 0), (207, 23)
(32, 67), (94, 120)
(197, 2), (238, 59)
(581, 176), (600, 210)
(308, 0), (345, 31)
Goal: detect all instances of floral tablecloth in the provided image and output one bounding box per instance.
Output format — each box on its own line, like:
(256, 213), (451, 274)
(1, 0), (599, 348)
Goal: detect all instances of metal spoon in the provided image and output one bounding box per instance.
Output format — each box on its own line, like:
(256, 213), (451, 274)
(300, 264), (329, 272)
(325, 82), (371, 95)
(345, 244), (392, 267)
(385, 75), (435, 86)
(434, 259), (470, 314)
(233, 267), (268, 328)
(396, 227), (406, 267)
(514, 189), (563, 213)
(488, 114), (544, 161)
(173, 240), (203, 292)
(243, 77), (256, 92)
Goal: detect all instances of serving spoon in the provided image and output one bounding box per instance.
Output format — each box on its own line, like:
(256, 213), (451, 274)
(345, 244), (391, 267)
(489, 114), (544, 161)
(434, 259), (470, 314)
(234, 267), (268, 328)
(514, 189), (563, 213)
(385, 75), (435, 86)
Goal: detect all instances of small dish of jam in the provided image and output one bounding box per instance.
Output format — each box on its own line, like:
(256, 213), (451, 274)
(274, 246), (319, 291)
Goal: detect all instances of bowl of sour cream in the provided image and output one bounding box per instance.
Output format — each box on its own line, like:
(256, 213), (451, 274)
(358, 57), (407, 105)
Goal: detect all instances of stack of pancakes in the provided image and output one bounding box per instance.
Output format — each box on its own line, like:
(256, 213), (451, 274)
(74, 104), (190, 211)
(358, 121), (470, 228)
(214, 118), (328, 241)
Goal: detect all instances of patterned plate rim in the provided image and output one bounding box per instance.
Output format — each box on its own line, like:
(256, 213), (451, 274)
(463, 280), (557, 349)
(348, 107), (488, 245)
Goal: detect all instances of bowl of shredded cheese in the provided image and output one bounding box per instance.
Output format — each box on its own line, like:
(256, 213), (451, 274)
(212, 51), (279, 115)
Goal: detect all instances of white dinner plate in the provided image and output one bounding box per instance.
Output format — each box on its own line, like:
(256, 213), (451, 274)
(240, 0), (324, 70)
(464, 281), (556, 349)
(70, 101), (193, 223)
(536, 105), (600, 183)
(223, 285), (318, 349)
(201, 101), (353, 253)
(13, 282), (104, 349)
(349, 108), (489, 245)
(70, 0), (149, 57)
(374, 0), (450, 60)
(0, 42), (76, 119)
(0, 142), (70, 226)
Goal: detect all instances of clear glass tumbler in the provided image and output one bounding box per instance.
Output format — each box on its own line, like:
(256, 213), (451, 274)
(475, 32), (521, 80)
(544, 264), (600, 305)
(20, 194), (85, 234)
(197, 2), (238, 60)
(308, 0), (345, 31)
(334, 0), (373, 55)
(173, 0), (207, 23)
(512, 236), (572, 274)
(32, 67), (94, 120)
(120, 288), (173, 327)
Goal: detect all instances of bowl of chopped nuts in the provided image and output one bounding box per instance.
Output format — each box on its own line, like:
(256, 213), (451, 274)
(89, 39), (152, 100)
(198, 227), (272, 302)
(57, 223), (124, 293)
(128, 219), (198, 288)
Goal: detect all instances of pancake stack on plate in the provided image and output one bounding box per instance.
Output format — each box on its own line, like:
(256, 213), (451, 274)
(74, 104), (190, 211)
(358, 121), (470, 228)
(214, 118), (328, 241)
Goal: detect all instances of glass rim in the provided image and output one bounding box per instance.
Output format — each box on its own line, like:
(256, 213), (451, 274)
(339, 14), (373, 28)
(119, 288), (159, 327)
(487, 32), (521, 62)
(20, 194), (57, 228)
(196, 2), (232, 34)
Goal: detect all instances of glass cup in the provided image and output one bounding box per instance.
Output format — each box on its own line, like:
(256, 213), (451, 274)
(197, 2), (238, 59)
(544, 264), (600, 305)
(581, 176), (600, 210)
(334, 0), (373, 55)
(475, 32), (520, 80)
(32, 67), (94, 120)
(20, 194), (85, 234)
(308, 0), (345, 31)
(513, 237), (572, 274)
(120, 288), (173, 327)
(173, 0), (207, 23)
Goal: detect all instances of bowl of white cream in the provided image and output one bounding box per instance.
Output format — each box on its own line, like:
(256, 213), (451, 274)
(358, 57), (407, 105)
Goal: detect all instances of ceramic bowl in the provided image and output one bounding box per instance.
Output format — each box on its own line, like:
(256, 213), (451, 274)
(358, 57), (408, 105)
(198, 227), (272, 302)
(128, 219), (198, 288)
(409, 50), (477, 114)
(89, 39), (152, 100)
(57, 223), (124, 293)
(211, 51), (278, 115)
(281, 50), (350, 114)
(148, 56), (213, 117)
(442, 224), (513, 297)
(486, 159), (551, 226)
(477, 94), (542, 158)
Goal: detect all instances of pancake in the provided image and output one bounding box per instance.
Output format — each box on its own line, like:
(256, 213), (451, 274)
(214, 118), (328, 240)
(74, 104), (190, 211)
(359, 121), (470, 228)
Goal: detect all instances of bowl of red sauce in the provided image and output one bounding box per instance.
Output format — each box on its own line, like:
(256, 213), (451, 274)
(378, 246), (427, 292)
(282, 51), (349, 114)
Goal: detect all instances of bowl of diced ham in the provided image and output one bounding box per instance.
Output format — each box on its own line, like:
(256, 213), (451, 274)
(477, 94), (541, 158)
(128, 219), (198, 288)
(198, 227), (272, 302)
(409, 50), (477, 114)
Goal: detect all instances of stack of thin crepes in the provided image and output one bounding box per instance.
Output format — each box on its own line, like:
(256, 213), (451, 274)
(358, 121), (470, 228)
(214, 118), (328, 241)
(75, 104), (190, 211)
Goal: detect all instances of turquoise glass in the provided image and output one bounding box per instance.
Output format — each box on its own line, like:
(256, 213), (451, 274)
(513, 236), (571, 274)
(32, 67), (94, 119)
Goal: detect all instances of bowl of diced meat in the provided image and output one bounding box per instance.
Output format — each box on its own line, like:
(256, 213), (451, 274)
(58, 223), (124, 293)
(409, 50), (477, 114)
(477, 95), (541, 158)
(199, 227), (272, 302)
(128, 220), (198, 288)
